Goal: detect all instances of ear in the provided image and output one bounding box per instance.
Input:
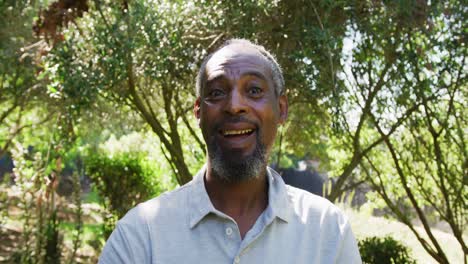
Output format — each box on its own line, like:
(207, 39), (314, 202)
(194, 97), (201, 125)
(278, 94), (288, 125)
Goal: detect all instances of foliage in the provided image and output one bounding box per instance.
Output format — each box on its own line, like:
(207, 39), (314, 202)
(330, 1), (467, 262)
(0, 0), (52, 156)
(69, 171), (83, 262)
(0, 0), (466, 263)
(39, 0), (349, 185)
(41, 0), (212, 185)
(3, 142), (102, 263)
(84, 150), (163, 219)
(8, 142), (63, 263)
(84, 148), (168, 239)
(97, 131), (180, 190)
(0, 174), (9, 233)
(358, 236), (417, 264)
(214, 0), (348, 169)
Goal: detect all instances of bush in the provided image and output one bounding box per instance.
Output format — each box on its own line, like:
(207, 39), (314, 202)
(85, 151), (162, 220)
(358, 236), (417, 264)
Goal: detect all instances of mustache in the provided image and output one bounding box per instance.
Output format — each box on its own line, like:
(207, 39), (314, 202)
(213, 116), (259, 131)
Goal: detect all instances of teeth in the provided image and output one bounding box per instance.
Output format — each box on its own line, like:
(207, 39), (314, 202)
(223, 129), (253, 136)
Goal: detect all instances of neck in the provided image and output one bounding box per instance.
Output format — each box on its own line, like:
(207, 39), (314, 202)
(204, 165), (269, 219)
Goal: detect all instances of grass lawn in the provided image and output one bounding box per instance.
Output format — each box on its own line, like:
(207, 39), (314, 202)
(341, 205), (466, 263)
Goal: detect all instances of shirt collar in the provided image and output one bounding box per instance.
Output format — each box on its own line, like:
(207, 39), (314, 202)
(266, 166), (293, 222)
(188, 165), (293, 229)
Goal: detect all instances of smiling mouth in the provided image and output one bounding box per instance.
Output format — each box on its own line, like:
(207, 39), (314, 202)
(222, 129), (254, 137)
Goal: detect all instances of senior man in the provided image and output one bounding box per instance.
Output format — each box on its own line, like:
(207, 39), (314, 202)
(99, 39), (362, 264)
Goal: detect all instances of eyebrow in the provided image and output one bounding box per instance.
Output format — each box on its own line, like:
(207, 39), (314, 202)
(206, 71), (268, 83)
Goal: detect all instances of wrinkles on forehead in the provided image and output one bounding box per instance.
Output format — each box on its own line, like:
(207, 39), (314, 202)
(206, 66), (269, 84)
(204, 46), (273, 87)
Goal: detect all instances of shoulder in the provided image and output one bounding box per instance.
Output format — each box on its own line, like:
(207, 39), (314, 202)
(99, 181), (197, 263)
(267, 167), (348, 229)
(120, 180), (194, 226)
(285, 184), (349, 229)
(267, 168), (361, 262)
(284, 185), (361, 263)
(285, 184), (334, 213)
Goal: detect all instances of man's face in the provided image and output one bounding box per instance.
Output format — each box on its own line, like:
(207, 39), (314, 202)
(195, 45), (288, 182)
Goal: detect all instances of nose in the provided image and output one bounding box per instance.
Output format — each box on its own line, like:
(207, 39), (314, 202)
(225, 88), (247, 115)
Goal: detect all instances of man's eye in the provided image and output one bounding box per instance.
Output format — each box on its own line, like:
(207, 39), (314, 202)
(248, 86), (262, 96)
(208, 89), (225, 98)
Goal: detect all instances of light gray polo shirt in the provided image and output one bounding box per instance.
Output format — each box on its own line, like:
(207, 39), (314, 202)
(99, 166), (361, 264)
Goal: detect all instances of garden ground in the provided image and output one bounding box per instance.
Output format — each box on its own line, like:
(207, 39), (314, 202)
(344, 205), (466, 263)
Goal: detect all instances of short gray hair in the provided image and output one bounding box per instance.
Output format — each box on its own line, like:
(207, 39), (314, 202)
(195, 39), (285, 97)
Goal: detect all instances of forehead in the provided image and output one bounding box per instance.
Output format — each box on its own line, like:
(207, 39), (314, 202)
(205, 45), (273, 82)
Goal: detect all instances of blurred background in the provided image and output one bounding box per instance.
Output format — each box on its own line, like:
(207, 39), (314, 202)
(0, 0), (466, 263)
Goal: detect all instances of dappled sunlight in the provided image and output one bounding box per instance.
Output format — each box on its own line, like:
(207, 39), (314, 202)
(0, 0), (465, 262)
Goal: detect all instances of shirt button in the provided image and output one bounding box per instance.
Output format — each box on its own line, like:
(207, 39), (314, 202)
(234, 256), (240, 264)
(225, 227), (233, 236)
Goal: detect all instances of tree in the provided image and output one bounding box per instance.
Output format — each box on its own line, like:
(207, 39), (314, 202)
(0, 0), (51, 156)
(33, 0), (466, 262)
(216, 0), (347, 168)
(40, 0), (346, 185)
(329, 1), (466, 263)
(40, 0), (217, 184)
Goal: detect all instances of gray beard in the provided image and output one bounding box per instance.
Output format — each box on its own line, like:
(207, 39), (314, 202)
(208, 133), (267, 183)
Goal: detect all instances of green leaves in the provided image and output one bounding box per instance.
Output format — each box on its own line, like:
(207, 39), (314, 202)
(359, 236), (417, 264)
(1, 0), (466, 262)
